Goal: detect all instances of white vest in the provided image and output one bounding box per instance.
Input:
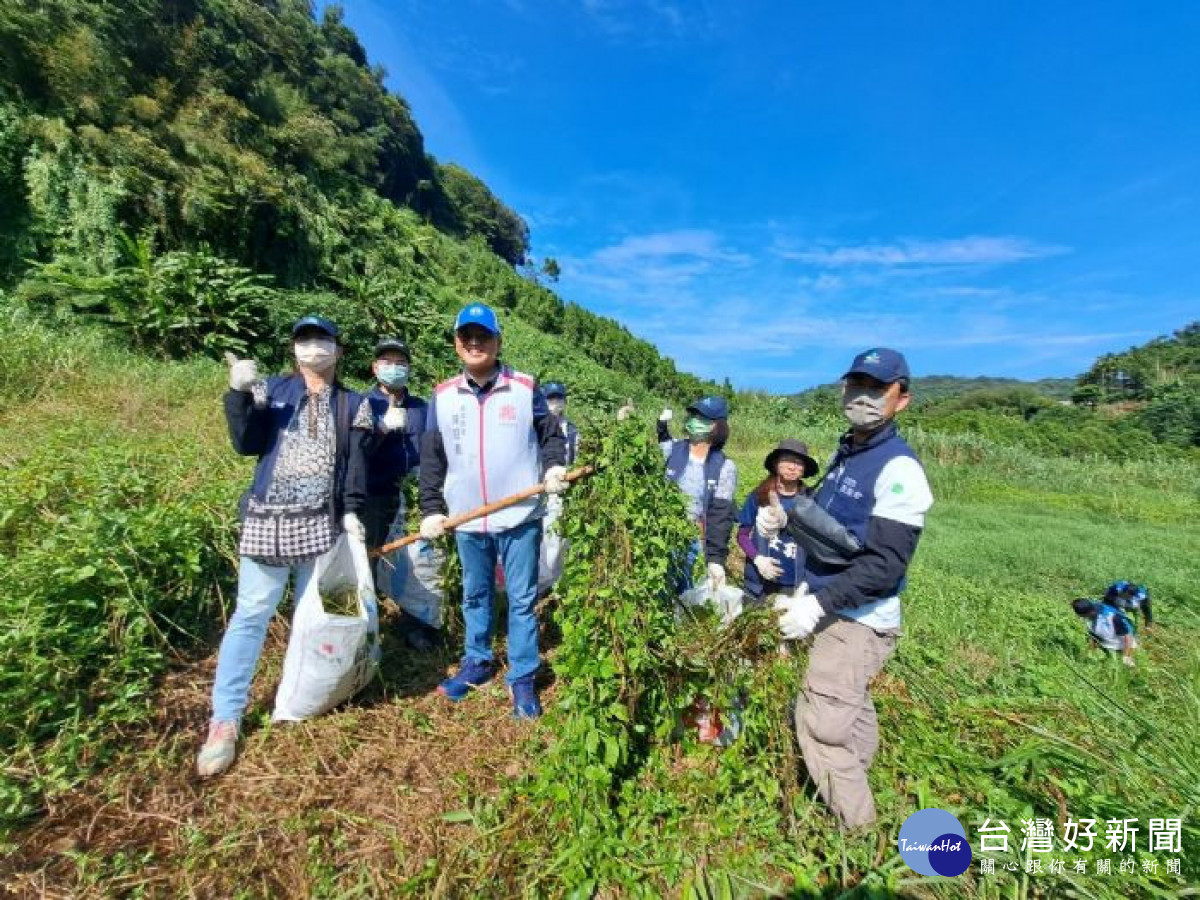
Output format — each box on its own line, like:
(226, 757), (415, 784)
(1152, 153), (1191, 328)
(432, 367), (544, 534)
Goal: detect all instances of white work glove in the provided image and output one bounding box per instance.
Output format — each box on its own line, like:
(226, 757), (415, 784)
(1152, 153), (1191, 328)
(658, 408), (673, 423)
(707, 562), (726, 592)
(419, 514), (447, 541)
(774, 582), (825, 641)
(1122, 655), (1135, 668)
(382, 405), (407, 432)
(616, 398), (635, 422)
(755, 503), (787, 540)
(342, 512), (366, 543)
(543, 465), (569, 494)
(227, 357), (259, 393)
(753, 555), (784, 582)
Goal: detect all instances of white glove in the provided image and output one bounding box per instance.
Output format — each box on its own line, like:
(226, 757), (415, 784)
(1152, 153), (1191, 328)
(382, 405), (407, 432)
(707, 562), (725, 592)
(755, 504), (787, 539)
(616, 398), (635, 422)
(773, 582), (825, 641)
(543, 465), (569, 494)
(228, 358), (259, 393)
(1122, 655), (1135, 668)
(419, 514), (447, 540)
(658, 408), (673, 422)
(342, 512), (366, 542)
(753, 555), (784, 581)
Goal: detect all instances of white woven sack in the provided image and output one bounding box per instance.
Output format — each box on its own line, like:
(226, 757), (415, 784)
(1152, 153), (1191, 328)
(538, 494), (567, 595)
(273, 534), (381, 722)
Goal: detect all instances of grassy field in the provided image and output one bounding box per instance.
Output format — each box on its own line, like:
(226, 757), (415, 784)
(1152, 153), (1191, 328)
(1, 315), (1198, 898)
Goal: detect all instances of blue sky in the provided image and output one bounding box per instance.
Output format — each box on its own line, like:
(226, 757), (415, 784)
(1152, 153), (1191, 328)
(329, 0), (1200, 392)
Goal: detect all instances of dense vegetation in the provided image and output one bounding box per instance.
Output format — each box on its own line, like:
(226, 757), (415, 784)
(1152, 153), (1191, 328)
(0, 0), (716, 406)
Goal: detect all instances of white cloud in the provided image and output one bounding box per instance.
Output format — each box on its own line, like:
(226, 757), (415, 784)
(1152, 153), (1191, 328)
(591, 229), (750, 267)
(778, 236), (1069, 267)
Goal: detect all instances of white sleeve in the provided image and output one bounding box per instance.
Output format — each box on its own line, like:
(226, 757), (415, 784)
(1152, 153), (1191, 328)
(715, 459), (738, 501)
(873, 456), (933, 528)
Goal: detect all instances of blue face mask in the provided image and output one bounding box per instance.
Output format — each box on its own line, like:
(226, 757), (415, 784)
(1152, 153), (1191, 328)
(377, 363), (409, 389)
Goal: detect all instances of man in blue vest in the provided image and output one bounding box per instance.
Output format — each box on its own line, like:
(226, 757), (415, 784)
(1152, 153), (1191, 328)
(766, 348), (933, 829)
(1103, 580), (1153, 630)
(542, 382), (579, 465)
(418, 303), (567, 718)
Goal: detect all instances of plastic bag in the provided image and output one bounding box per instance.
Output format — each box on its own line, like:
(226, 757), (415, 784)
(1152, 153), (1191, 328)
(273, 534), (381, 722)
(677, 582), (744, 625)
(375, 503), (444, 628)
(538, 494), (568, 595)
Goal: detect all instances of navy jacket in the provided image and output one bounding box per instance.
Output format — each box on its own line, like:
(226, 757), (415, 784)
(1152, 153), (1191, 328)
(224, 375), (368, 517)
(805, 423), (923, 615)
(364, 386), (428, 497)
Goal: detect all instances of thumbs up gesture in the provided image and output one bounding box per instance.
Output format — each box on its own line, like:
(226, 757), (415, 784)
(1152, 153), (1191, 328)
(755, 490), (788, 539)
(224, 351), (260, 393)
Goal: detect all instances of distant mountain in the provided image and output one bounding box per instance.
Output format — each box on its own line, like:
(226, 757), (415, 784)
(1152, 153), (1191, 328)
(790, 375), (1076, 406)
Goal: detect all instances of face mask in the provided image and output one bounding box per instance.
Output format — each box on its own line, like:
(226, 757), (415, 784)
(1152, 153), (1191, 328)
(842, 384), (889, 430)
(377, 363), (409, 389)
(684, 415), (715, 442)
(295, 338), (337, 373)
(547, 398), (566, 415)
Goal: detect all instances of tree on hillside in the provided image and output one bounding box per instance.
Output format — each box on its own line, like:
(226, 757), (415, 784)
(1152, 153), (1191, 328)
(438, 163), (529, 266)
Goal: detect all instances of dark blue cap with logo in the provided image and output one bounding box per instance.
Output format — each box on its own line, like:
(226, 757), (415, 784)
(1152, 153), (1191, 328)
(687, 395), (729, 420)
(843, 347), (910, 384)
(543, 381), (567, 398)
(292, 315), (339, 339)
(454, 302), (501, 335)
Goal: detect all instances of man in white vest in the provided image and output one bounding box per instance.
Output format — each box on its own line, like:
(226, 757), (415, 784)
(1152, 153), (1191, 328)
(418, 303), (568, 718)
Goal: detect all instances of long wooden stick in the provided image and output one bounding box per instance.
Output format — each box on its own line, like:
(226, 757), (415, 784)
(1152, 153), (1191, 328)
(369, 464), (595, 557)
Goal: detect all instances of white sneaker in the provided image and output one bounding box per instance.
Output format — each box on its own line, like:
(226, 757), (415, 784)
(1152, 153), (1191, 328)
(196, 720), (239, 777)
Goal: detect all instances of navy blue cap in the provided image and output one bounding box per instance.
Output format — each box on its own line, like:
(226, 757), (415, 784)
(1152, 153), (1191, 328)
(373, 337), (410, 358)
(687, 395), (729, 420)
(454, 303), (501, 335)
(843, 347), (910, 384)
(292, 315), (339, 339)
(543, 381), (567, 398)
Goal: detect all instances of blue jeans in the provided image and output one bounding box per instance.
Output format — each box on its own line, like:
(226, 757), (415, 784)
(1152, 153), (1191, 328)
(211, 556), (315, 723)
(455, 518), (542, 684)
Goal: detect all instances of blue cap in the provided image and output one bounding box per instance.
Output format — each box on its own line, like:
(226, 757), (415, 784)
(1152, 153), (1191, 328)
(543, 381), (567, 398)
(292, 315), (339, 339)
(454, 303), (501, 335)
(687, 395), (729, 420)
(843, 347), (910, 384)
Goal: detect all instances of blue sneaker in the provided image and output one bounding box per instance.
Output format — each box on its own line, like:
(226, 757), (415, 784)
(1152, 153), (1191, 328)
(438, 658), (495, 701)
(510, 676), (542, 719)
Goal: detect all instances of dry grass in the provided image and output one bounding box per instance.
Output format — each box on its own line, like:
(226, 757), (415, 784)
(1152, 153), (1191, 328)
(2, 612), (552, 899)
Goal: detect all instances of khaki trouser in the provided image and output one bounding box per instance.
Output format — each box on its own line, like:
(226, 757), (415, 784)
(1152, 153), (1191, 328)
(794, 616), (897, 829)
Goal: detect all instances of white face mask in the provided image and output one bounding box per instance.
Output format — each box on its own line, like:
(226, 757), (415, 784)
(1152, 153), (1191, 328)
(842, 384), (889, 430)
(295, 338), (338, 373)
(547, 398), (566, 415)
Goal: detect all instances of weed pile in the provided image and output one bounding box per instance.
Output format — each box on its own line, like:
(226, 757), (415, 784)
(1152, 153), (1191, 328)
(450, 424), (817, 897)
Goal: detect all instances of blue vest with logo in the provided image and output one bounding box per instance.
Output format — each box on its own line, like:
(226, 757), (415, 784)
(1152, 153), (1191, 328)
(665, 440), (726, 527)
(802, 423), (918, 596)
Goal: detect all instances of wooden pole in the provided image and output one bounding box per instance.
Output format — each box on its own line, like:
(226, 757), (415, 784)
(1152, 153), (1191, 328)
(369, 464), (595, 557)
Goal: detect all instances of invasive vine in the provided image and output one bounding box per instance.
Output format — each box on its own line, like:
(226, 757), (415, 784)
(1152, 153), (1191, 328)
(455, 422), (811, 898)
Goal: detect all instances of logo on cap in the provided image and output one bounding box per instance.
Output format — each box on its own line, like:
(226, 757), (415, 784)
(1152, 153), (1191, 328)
(471, 306), (483, 315)
(863, 351), (881, 364)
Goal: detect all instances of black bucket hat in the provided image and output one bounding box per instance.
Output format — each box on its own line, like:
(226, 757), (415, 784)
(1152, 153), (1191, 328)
(764, 439), (819, 479)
